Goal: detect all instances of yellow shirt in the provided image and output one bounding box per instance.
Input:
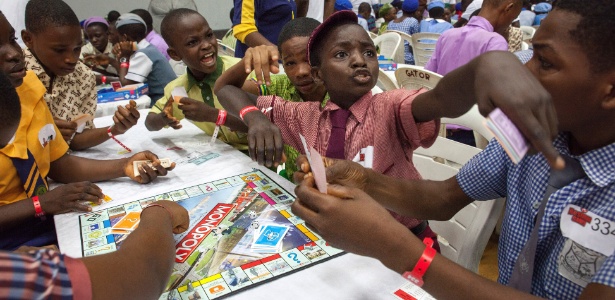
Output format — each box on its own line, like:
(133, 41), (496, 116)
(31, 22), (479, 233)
(0, 71), (69, 205)
(150, 56), (248, 150)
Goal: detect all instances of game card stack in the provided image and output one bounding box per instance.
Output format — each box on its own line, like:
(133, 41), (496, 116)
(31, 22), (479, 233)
(251, 224), (289, 253)
(484, 108), (529, 164)
(133, 158), (173, 176)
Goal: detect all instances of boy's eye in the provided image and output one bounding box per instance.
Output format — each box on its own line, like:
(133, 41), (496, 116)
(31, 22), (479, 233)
(186, 40), (197, 46)
(206, 32), (214, 39)
(365, 49), (375, 57)
(334, 51), (348, 58)
(538, 56), (553, 69)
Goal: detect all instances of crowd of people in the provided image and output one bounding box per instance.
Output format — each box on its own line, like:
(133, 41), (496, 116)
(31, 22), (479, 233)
(0, 0), (613, 299)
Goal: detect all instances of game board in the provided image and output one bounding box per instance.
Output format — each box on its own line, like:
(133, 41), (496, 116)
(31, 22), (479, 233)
(77, 170), (343, 299)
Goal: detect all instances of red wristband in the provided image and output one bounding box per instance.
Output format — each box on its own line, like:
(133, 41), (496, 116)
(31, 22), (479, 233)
(216, 110), (227, 126)
(107, 126), (132, 152)
(101, 76), (107, 84)
(402, 237), (436, 287)
(32, 196), (45, 218)
(239, 105), (260, 121)
(141, 204), (174, 225)
(120, 62), (129, 69)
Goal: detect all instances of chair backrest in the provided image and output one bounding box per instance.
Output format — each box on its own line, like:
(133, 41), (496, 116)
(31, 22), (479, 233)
(442, 105), (494, 149)
(368, 31), (378, 39)
(521, 41), (529, 50)
(411, 32), (440, 67)
(413, 137), (505, 273)
(217, 40), (235, 57)
(394, 66), (442, 91)
(376, 68), (399, 91)
(373, 32), (404, 64)
(385, 29), (414, 48)
(519, 25), (536, 40)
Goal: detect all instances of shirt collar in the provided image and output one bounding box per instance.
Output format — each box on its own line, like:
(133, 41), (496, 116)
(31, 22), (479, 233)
(185, 57), (224, 92)
(324, 91), (373, 124)
(554, 133), (615, 187)
(466, 16), (495, 32)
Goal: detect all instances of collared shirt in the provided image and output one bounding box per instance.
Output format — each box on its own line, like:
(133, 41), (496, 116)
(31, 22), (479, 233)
(232, 0), (297, 58)
(425, 16), (508, 75)
(24, 48), (97, 129)
(387, 17), (420, 64)
(80, 41), (117, 75)
(150, 56), (248, 150)
(145, 30), (171, 60)
(126, 39), (177, 104)
(457, 134), (615, 298)
(357, 15), (369, 31)
(0, 249), (92, 299)
(508, 26), (523, 53)
(257, 89), (440, 229)
(419, 18), (454, 34)
(257, 74), (330, 179)
(0, 71), (69, 205)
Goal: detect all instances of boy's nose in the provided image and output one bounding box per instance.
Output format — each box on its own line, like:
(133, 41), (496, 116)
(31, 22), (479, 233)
(350, 52), (367, 68)
(296, 62), (311, 77)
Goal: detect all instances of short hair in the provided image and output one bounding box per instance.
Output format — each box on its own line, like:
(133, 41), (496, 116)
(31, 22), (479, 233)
(107, 10), (121, 23)
(130, 9), (154, 32)
(0, 72), (22, 135)
(358, 2), (372, 13)
(277, 17), (321, 53)
(117, 23), (147, 42)
(556, 0), (615, 73)
(160, 8), (203, 45)
(25, 0), (80, 34)
(429, 7), (445, 18)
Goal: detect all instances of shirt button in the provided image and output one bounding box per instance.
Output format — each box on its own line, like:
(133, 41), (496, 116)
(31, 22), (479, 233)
(198, 83), (203, 87)
(533, 201), (541, 209)
(206, 97), (210, 100)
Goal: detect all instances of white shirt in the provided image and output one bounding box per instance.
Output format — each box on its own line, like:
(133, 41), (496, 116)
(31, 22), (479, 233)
(461, 0), (484, 20)
(350, 0), (378, 16)
(306, 0), (325, 22)
(358, 17), (369, 31)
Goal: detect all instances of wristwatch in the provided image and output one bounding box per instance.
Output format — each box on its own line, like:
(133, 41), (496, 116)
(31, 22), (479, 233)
(119, 57), (128, 63)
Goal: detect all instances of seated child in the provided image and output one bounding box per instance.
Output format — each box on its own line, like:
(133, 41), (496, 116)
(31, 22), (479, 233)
(419, 1), (453, 34)
(222, 17), (327, 178)
(145, 8), (249, 151)
(0, 11), (175, 250)
(215, 11), (454, 247)
(113, 12), (177, 107)
(80, 16), (118, 78)
(21, 0), (140, 151)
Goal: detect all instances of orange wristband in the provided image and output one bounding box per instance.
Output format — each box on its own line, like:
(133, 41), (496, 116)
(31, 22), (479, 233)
(402, 237), (436, 287)
(32, 196), (45, 218)
(216, 110), (227, 126)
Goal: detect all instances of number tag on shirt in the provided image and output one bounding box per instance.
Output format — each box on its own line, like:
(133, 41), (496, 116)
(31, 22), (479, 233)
(560, 204), (615, 256)
(352, 146), (374, 169)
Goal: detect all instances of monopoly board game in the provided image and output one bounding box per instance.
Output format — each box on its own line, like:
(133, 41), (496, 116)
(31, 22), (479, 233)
(77, 170), (343, 299)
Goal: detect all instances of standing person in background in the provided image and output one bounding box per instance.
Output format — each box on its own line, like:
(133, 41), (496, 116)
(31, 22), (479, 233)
(130, 9), (171, 61)
(387, 0), (422, 64)
(303, 0), (336, 22)
(420, 1), (454, 33)
(533, 2), (552, 25)
(232, 0), (298, 58)
(518, 0), (536, 26)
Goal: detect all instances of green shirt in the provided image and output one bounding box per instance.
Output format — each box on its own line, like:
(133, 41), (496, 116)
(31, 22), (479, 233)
(150, 55), (248, 151)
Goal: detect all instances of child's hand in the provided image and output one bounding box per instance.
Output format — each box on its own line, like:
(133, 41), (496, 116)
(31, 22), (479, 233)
(53, 118), (78, 142)
(124, 151), (176, 184)
(39, 182), (104, 214)
(244, 45), (280, 86)
(177, 97), (216, 122)
(111, 101), (140, 135)
(147, 200), (190, 234)
(162, 97), (182, 129)
(83, 53), (112, 67)
(293, 155), (368, 191)
(115, 41), (135, 59)
(244, 112), (284, 167)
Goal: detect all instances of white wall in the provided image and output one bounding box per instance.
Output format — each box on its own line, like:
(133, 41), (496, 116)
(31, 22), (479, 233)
(63, 0), (233, 31)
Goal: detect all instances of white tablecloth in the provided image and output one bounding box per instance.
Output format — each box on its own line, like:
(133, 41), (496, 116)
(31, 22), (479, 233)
(54, 111), (424, 299)
(95, 95), (151, 118)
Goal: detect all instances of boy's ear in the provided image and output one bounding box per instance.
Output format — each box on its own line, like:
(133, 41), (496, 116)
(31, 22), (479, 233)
(602, 72), (615, 110)
(311, 66), (323, 85)
(167, 47), (182, 62)
(21, 30), (33, 49)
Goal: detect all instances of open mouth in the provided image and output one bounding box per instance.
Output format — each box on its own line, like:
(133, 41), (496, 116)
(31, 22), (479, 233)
(201, 53), (216, 66)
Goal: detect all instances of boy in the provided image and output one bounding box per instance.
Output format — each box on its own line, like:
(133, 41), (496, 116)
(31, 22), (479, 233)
(220, 17), (326, 178)
(358, 2), (378, 33)
(21, 0), (140, 151)
(113, 12), (177, 106)
(0, 11), (175, 250)
(292, 1), (615, 298)
(145, 9), (249, 151)
(419, 1), (453, 34)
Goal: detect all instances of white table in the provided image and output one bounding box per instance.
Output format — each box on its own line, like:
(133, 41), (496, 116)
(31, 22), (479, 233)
(95, 95), (151, 118)
(55, 111), (429, 300)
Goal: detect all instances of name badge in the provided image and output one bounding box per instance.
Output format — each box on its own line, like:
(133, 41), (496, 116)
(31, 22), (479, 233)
(560, 204), (615, 256)
(352, 146), (374, 168)
(38, 123), (57, 148)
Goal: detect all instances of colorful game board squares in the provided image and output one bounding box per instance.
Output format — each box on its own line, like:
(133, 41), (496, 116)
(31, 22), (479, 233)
(177, 281), (207, 300)
(241, 261), (273, 283)
(280, 248), (311, 269)
(221, 267), (253, 291)
(79, 211), (109, 226)
(184, 186), (204, 197)
(199, 183), (218, 194)
(295, 224), (319, 242)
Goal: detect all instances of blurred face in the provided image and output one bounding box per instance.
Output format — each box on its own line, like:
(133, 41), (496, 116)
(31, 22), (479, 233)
(108, 21), (120, 44)
(384, 8), (397, 22)
(22, 25), (82, 77)
(312, 24), (378, 108)
(526, 10), (606, 133)
(280, 36), (322, 98)
(0, 14), (26, 87)
(85, 24), (109, 52)
(167, 14), (218, 80)
(443, 8), (452, 23)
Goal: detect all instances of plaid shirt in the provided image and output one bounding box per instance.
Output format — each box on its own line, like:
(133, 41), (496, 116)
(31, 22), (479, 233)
(457, 134), (615, 298)
(257, 89), (439, 229)
(0, 249), (91, 299)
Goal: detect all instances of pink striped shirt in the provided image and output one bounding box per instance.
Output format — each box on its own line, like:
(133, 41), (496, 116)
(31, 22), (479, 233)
(257, 89), (440, 229)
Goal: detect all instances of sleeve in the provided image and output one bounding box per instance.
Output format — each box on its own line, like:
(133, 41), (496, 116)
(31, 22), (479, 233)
(456, 139), (510, 200)
(486, 35), (510, 52)
(233, 0), (258, 43)
(394, 89), (439, 150)
(80, 68), (98, 129)
(125, 52), (153, 83)
(424, 37), (441, 72)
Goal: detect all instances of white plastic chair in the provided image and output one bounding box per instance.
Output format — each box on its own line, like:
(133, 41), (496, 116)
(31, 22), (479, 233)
(411, 32), (440, 67)
(376, 68), (399, 91)
(441, 105), (494, 149)
(394, 66), (442, 91)
(385, 29), (414, 50)
(373, 32), (404, 64)
(413, 137), (505, 273)
(520, 25), (536, 41)
(368, 31), (378, 39)
(217, 40), (235, 57)
(521, 41), (529, 50)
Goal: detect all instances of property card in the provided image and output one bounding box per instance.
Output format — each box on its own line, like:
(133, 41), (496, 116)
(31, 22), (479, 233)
(252, 224), (289, 252)
(111, 211), (141, 232)
(299, 134), (327, 194)
(132, 158), (173, 176)
(484, 108), (529, 164)
(171, 86), (188, 104)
